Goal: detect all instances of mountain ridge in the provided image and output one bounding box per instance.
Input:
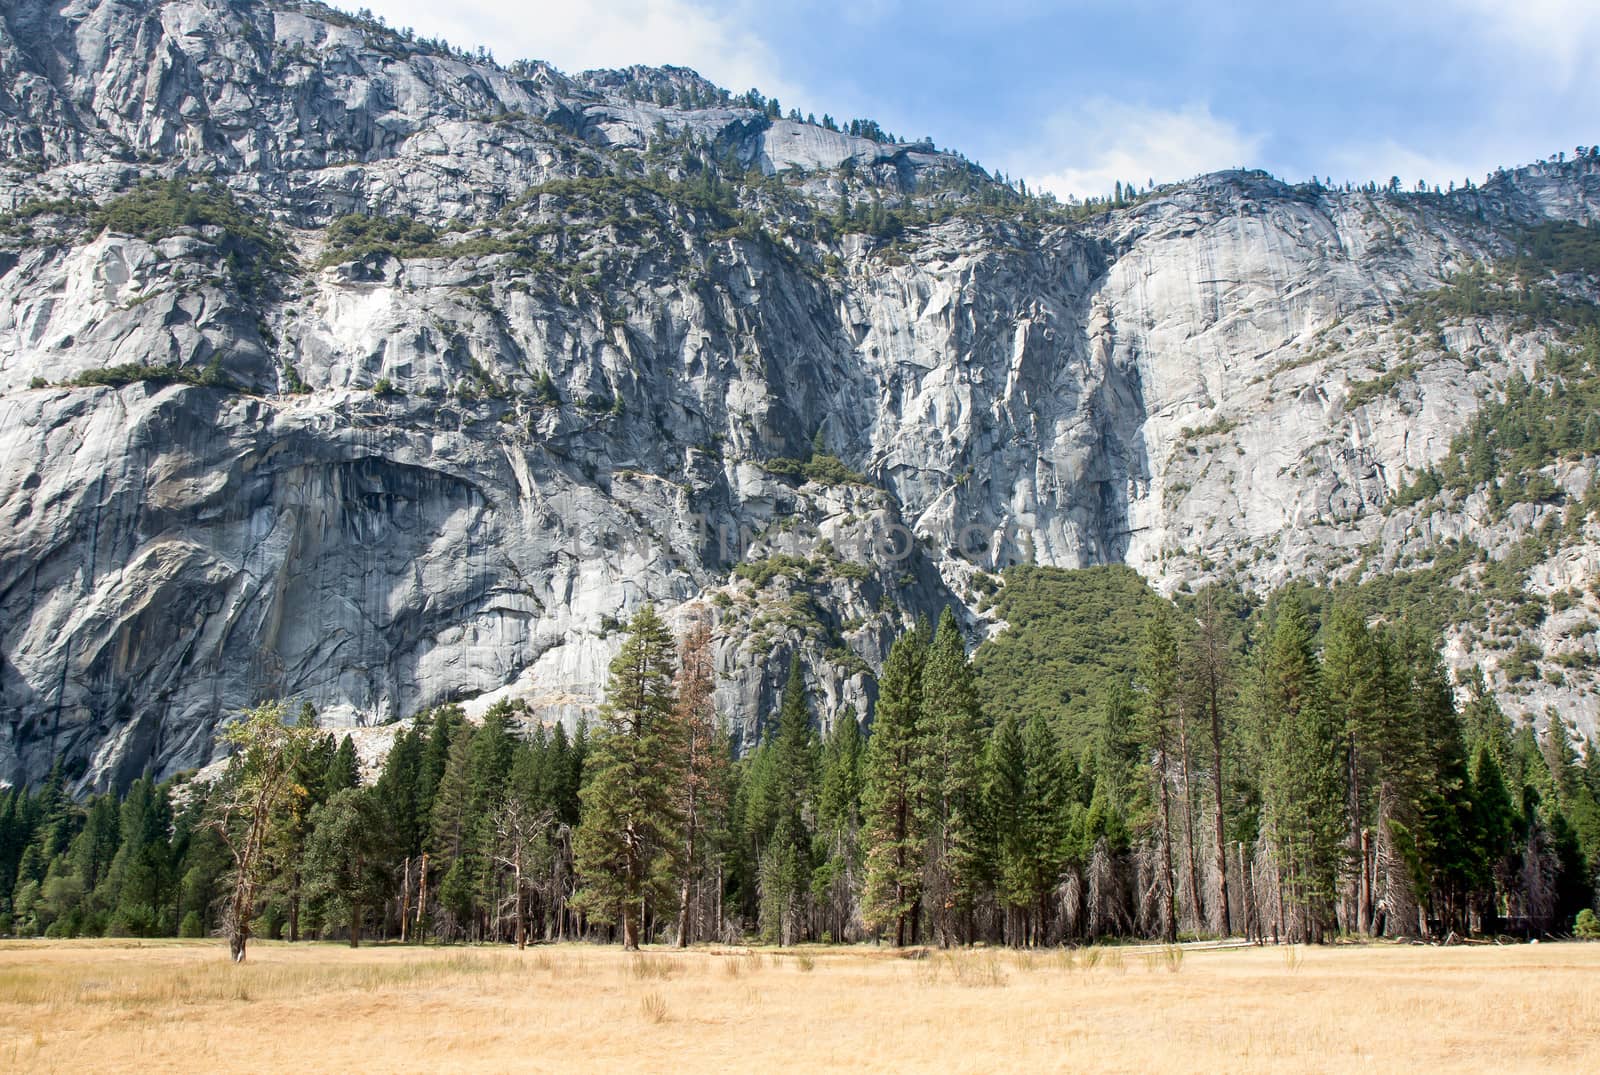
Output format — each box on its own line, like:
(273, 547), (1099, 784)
(2, 0), (1600, 791)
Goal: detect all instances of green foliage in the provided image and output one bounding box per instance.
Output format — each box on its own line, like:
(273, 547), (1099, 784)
(732, 553), (817, 588)
(973, 565), (1167, 751)
(760, 453), (871, 487)
(1402, 222), (1600, 335)
(860, 626), (929, 944)
(745, 661), (818, 944)
(571, 606), (683, 947)
(1512, 221), (1600, 278)
(1425, 333), (1600, 514)
(301, 788), (389, 944)
(814, 709), (864, 924)
(320, 214), (440, 261)
(1178, 416), (1240, 440)
(69, 360), (233, 392)
(93, 179), (286, 294)
(919, 608), (988, 942)
(1342, 536), (1545, 645)
(5, 560), (1596, 950)
(1343, 361), (1420, 411)
(0, 197), (93, 237)
(1254, 600), (1346, 942)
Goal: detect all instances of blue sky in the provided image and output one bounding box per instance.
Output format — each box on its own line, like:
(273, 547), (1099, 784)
(356, 1), (1599, 199)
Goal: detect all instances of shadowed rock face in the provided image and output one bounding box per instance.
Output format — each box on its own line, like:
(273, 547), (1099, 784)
(2, 0), (1599, 790)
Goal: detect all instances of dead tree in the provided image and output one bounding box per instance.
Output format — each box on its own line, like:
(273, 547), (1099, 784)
(493, 799), (555, 949)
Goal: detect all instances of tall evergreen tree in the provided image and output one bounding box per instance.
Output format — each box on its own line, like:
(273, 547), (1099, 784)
(814, 707), (864, 942)
(1321, 603), (1385, 933)
(671, 617), (729, 946)
(1256, 600), (1345, 943)
(105, 777), (173, 936)
(861, 626), (929, 945)
(920, 607), (987, 945)
(757, 660), (817, 944)
(1185, 583), (1239, 935)
(1470, 742), (1518, 932)
(374, 725), (426, 860)
(572, 605), (683, 949)
(327, 734), (360, 793)
(1135, 606), (1181, 942)
(985, 714), (1031, 943)
(302, 788), (388, 946)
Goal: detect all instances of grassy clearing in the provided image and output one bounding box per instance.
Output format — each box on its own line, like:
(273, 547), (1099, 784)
(1, 939), (1596, 1073)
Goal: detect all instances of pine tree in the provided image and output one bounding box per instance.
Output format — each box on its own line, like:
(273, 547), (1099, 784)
(985, 713), (1030, 942)
(572, 605), (683, 949)
(464, 703), (518, 935)
(1135, 606), (1181, 942)
(327, 734), (360, 793)
(1021, 715), (1070, 939)
(671, 617), (728, 946)
(1470, 742), (1517, 931)
(1186, 583), (1238, 935)
(1321, 603), (1385, 933)
(429, 726), (477, 865)
(374, 725), (425, 859)
(861, 626), (928, 945)
(758, 660), (817, 944)
(1411, 652), (1479, 935)
(814, 707), (864, 942)
(302, 788), (388, 945)
(105, 777), (173, 936)
(1461, 668), (1513, 762)
(1256, 600), (1345, 943)
(920, 607), (987, 945)
(72, 793), (122, 934)
(417, 705), (465, 830)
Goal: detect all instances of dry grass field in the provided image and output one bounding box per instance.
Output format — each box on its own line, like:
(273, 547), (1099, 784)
(1, 938), (1596, 1073)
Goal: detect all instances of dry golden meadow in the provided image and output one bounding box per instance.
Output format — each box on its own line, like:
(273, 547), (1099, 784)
(1, 938), (1596, 1073)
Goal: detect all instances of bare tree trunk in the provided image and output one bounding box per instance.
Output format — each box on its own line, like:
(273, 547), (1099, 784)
(1208, 699), (1230, 935)
(1237, 842), (1252, 942)
(677, 817), (696, 948)
(222, 784), (273, 964)
(400, 857), (412, 944)
(416, 853), (429, 939)
(1358, 828), (1374, 935)
(623, 837), (642, 951)
(1192, 588), (1233, 935)
(1156, 737), (1178, 943)
(514, 842), (526, 950)
(1176, 706), (1202, 932)
(1345, 732), (1364, 934)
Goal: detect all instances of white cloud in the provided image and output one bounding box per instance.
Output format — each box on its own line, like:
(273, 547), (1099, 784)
(355, 0), (806, 104)
(1016, 101), (1264, 201)
(1442, 0), (1600, 88)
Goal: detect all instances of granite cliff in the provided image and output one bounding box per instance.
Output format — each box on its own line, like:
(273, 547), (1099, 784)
(2, 0), (1599, 789)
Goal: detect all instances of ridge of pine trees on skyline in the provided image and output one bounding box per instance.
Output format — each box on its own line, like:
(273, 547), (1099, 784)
(2, 567), (1599, 949)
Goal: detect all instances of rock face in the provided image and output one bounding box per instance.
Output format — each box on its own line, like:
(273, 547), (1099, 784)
(2, 0), (1600, 789)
